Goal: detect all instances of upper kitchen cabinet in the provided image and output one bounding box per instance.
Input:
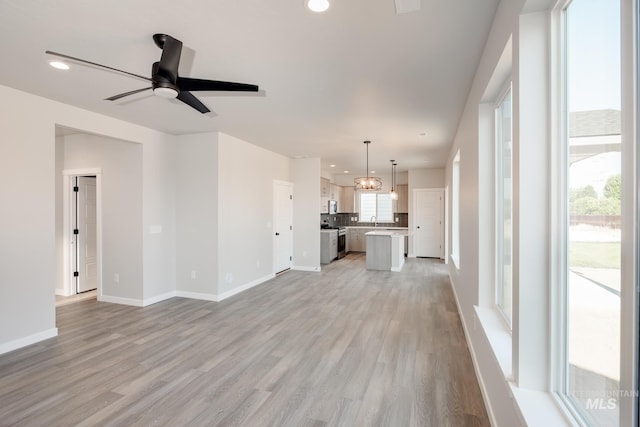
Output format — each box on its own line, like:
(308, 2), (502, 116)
(330, 184), (342, 202)
(320, 178), (330, 213)
(340, 186), (354, 213)
(320, 177), (330, 197)
(396, 184), (408, 213)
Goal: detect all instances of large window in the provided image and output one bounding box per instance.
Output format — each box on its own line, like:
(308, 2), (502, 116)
(359, 192), (393, 222)
(496, 84), (513, 323)
(451, 150), (460, 267)
(562, 0), (622, 425)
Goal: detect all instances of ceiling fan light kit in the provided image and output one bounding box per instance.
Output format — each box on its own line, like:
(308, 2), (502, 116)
(49, 61), (69, 70)
(46, 33), (259, 114)
(354, 140), (383, 191)
(153, 87), (178, 98)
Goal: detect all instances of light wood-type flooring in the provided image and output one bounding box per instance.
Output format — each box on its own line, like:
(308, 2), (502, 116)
(0, 254), (490, 426)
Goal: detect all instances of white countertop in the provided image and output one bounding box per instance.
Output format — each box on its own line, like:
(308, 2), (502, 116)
(365, 229), (411, 237)
(345, 226), (408, 230)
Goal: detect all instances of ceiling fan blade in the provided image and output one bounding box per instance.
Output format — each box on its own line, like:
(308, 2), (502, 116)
(157, 35), (182, 82)
(45, 50), (151, 82)
(105, 87), (152, 101)
(177, 91), (210, 114)
(177, 77), (259, 92)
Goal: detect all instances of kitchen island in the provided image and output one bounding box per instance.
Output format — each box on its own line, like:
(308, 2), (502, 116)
(365, 230), (409, 272)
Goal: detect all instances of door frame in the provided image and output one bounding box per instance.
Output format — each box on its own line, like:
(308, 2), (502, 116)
(273, 180), (294, 274)
(410, 188), (445, 259)
(62, 168), (103, 299)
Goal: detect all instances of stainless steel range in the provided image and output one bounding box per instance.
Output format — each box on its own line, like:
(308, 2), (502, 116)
(337, 227), (346, 259)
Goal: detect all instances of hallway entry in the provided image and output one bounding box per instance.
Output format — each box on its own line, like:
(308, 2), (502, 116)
(73, 176), (97, 293)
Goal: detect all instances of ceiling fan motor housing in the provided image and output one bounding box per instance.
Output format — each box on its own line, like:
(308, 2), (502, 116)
(151, 61), (179, 98)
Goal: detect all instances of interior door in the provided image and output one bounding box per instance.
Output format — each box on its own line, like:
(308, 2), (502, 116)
(273, 181), (293, 273)
(413, 189), (443, 258)
(76, 176), (97, 293)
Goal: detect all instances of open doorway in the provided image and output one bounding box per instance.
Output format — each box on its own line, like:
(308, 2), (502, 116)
(59, 169), (102, 301)
(72, 175), (98, 294)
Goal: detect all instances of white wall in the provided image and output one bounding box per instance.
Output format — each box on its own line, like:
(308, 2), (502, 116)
(60, 133), (144, 302)
(0, 88), (58, 352)
(445, 0), (527, 425)
(0, 84), (174, 354)
(292, 158), (321, 271)
(408, 168), (445, 189)
(175, 133), (219, 299)
(217, 133), (291, 296)
(55, 136), (65, 295)
(142, 138), (177, 303)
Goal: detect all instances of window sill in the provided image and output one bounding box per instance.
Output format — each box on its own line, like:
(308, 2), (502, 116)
(450, 253), (460, 270)
(475, 305), (512, 379)
(510, 387), (580, 427)
(474, 306), (578, 427)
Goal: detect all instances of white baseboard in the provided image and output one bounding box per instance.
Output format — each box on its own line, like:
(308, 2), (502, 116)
(99, 295), (144, 307)
(175, 291), (218, 302)
(143, 291), (176, 307)
(0, 328), (58, 356)
(447, 272), (498, 427)
(176, 274), (275, 302)
(292, 265), (321, 272)
(217, 274), (275, 301)
(55, 288), (71, 297)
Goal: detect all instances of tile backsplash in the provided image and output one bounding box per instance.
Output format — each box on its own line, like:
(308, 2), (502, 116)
(321, 213), (408, 227)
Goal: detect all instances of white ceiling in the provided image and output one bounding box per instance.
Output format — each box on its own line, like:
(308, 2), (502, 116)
(0, 0), (498, 175)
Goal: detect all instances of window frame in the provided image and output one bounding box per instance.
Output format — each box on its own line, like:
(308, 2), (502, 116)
(451, 149), (461, 268)
(357, 191), (393, 223)
(550, 0), (639, 425)
(495, 81), (514, 326)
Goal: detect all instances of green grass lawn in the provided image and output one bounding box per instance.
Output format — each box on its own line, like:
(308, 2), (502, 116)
(569, 242), (621, 269)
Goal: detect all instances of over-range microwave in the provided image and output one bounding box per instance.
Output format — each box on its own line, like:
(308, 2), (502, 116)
(328, 200), (338, 214)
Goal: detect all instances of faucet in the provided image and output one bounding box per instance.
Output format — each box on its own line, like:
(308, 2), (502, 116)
(370, 216), (377, 227)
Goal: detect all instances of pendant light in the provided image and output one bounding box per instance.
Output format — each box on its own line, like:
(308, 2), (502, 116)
(354, 141), (382, 191)
(389, 160), (398, 200)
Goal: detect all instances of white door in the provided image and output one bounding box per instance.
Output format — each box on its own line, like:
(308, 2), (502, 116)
(413, 189), (443, 258)
(273, 181), (293, 273)
(76, 176), (98, 293)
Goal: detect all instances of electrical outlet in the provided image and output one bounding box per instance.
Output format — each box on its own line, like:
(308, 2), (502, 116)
(191, 270), (197, 280)
(114, 273), (119, 283)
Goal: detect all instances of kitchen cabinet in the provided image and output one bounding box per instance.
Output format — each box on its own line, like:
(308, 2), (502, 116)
(320, 178), (330, 197)
(396, 184), (408, 213)
(320, 178), (330, 213)
(365, 230), (407, 272)
(330, 184), (342, 203)
(340, 186), (355, 213)
(320, 230), (338, 264)
(347, 228), (367, 252)
(347, 227), (408, 253)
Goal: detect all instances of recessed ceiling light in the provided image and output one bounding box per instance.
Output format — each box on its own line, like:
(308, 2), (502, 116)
(330, 164), (336, 168)
(49, 61), (69, 70)
(306, 0), (330, 12)
(370, 170), (376, 174)
(343, 170), (349, 174)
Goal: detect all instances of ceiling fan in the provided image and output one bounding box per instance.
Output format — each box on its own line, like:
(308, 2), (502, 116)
(45, 34), (259, 114)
